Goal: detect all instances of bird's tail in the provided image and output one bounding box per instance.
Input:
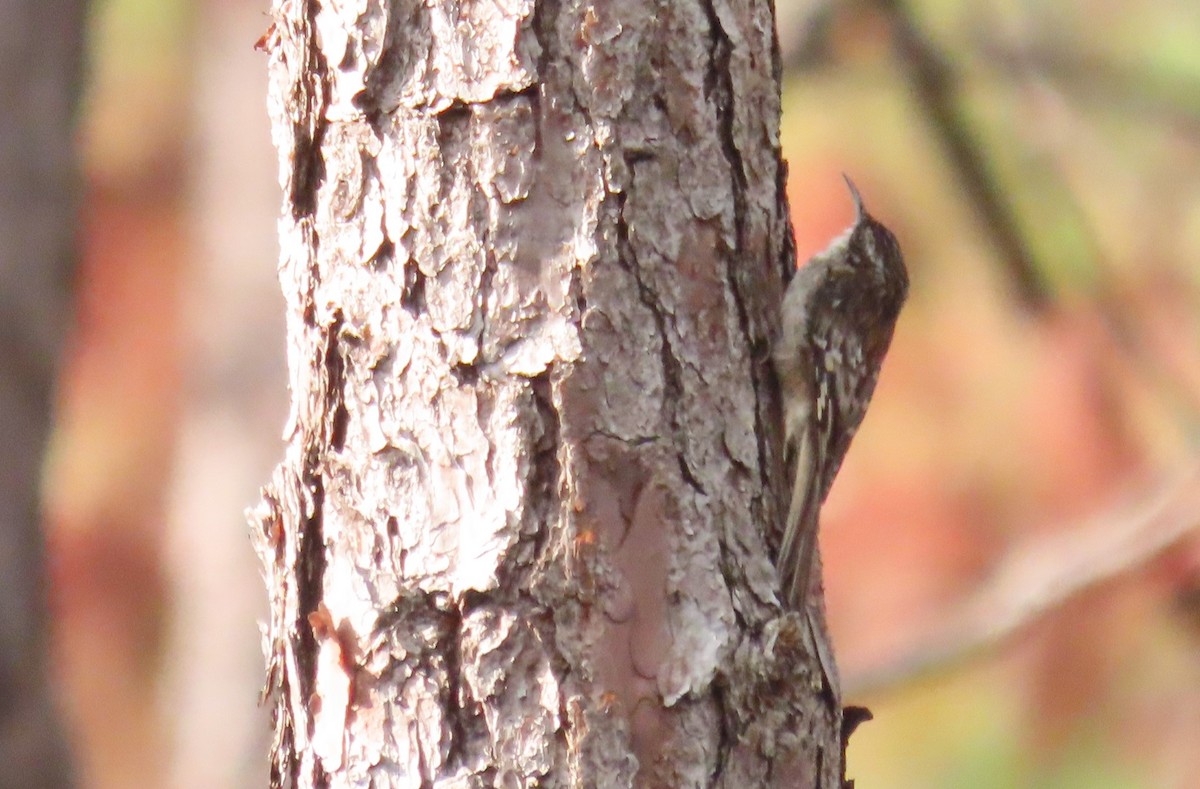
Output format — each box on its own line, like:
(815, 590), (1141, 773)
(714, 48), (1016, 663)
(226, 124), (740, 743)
(778, 427), (823, 610)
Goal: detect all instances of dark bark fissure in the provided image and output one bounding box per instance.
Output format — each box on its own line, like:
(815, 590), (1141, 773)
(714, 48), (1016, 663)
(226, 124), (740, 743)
(401, 262), (428, 316)
(295, 469), (327, 789)
(515, 371), (561, 577)
(291, 315), (349, 787)
(611, 182), (705, 500)
(439, 599), (474, 779)
(326, 326), (350, 453)
(703, 1), (757, 477)
(709, 677), (733, 784)
(527, 17), (549, 220)
(368, 235), (396, 271)
(702, 0), (766, 689)
(289, 3), (331, 220)
(276, 0), (335, 742)
(373, 590), (474, 784)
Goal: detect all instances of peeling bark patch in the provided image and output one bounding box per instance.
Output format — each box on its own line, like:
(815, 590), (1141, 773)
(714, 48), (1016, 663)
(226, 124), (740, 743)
(350, 0), (537, 114)
(357, 0), (428, 116)
(365, 590), (471, 781)
(459, 604), (563, 783)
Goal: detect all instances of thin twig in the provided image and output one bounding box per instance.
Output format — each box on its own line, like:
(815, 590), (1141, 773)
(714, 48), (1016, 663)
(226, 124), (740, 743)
(844, 464), (1200, 698)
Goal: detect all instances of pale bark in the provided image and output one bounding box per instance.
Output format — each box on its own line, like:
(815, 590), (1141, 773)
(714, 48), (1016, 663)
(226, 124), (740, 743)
(254, 1), (843, 786)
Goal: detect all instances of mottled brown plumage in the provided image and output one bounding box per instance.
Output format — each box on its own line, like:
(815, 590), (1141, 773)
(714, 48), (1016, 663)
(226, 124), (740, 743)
(774, 177), (908, 611)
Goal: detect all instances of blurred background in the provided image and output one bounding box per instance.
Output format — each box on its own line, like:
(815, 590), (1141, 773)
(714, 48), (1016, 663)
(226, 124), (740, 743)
(7, 0), (1200, 786)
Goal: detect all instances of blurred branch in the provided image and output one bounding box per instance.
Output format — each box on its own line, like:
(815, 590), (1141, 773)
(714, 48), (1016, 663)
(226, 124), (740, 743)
(874, 2), (1200, 423)
(845, 464), (1200, 698)
(873, 0), (1052, 312)
(975, 38), (1200, 136)
(977, 50), (1200, 417)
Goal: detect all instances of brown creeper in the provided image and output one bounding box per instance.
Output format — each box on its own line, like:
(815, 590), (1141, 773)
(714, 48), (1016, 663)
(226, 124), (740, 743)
(774, 176), (909, 611)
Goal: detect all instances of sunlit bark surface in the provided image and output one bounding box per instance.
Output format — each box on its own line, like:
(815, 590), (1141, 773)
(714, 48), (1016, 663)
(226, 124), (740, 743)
(254, 1), (842, 786)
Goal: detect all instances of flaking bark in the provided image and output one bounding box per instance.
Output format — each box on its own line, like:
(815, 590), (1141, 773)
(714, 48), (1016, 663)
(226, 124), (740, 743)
(253, 0), (844, 786)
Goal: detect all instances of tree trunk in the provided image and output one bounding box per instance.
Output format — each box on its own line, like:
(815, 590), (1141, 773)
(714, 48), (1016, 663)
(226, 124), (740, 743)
(0, 1), (86, 785)
(254, 1), (843, 786)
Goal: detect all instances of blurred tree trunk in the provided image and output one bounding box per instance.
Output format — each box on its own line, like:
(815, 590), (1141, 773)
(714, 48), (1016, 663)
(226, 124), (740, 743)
(160, 4), (284, 787)
(254, 0), (843, 786)
(0, 0), (87, 784)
